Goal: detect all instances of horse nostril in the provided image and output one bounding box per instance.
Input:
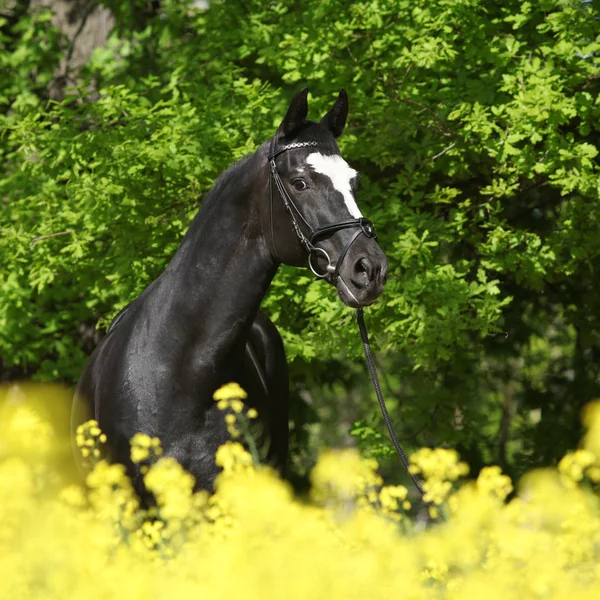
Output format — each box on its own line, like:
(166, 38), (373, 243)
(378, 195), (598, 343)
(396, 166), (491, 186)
(351, 257), (374, 288)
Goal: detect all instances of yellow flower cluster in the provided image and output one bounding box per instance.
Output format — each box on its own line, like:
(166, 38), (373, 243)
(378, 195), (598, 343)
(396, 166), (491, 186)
(2, 384), (600, 600)
(409, 447), (470, 507)
(0, 384), (57, 461)
(215, 441), (255, 473)
(86, 460), (140, 533)
(213, 383), (260, 463)
(558, 449), (600, 486)
(476, 465), (514, 500)
(75, 419), (107, 462)
(213, 381), (248, 402)
(130, 431), (163, 467)
(312, 449), (380, 496)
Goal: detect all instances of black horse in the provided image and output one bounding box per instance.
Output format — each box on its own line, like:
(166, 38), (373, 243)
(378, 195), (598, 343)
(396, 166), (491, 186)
(72, 88), (388, 494)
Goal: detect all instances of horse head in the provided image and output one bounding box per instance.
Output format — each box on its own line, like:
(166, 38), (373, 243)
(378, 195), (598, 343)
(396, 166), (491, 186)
(262, 87), (388, 308)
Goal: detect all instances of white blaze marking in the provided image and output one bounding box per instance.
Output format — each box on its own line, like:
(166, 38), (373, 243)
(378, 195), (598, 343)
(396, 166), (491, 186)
(306, 153), (362, 218)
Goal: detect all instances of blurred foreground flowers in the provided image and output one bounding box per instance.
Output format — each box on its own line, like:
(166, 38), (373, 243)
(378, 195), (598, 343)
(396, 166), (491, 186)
(1, 383), (600, 599)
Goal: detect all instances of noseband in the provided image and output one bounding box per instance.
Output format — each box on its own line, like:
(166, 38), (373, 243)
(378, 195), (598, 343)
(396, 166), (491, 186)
(268, 142), (376, 280)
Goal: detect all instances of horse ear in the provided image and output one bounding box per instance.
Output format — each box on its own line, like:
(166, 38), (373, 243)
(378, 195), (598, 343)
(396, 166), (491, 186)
(320, 89), (348, 138)
(277, 87), (309, 136)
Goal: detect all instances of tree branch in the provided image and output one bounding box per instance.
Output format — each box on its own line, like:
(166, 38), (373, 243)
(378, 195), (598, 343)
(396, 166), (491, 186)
(30, 230), (74, 248)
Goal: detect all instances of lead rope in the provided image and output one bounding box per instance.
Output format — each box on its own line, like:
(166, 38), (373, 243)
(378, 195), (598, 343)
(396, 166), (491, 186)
(356, 308), (446, 521)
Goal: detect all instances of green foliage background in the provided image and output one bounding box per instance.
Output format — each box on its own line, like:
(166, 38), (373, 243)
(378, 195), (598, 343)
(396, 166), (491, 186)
(1, 0), (599, 484)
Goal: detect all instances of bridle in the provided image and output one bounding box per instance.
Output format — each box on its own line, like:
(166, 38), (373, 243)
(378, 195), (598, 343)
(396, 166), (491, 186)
(268, 141), (376, 280)
(269, 142), (442, 519)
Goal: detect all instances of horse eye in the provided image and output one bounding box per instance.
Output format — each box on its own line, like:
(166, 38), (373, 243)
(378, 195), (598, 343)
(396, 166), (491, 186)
(292, 179), (308, 191)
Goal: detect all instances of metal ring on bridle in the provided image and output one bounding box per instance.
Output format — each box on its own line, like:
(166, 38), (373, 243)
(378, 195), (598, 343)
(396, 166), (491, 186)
(308, 247), (335, 278)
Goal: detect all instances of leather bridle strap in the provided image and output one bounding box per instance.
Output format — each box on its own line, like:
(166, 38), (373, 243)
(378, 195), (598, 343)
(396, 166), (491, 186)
(268, 142), (376, 279)
(312, 218), (376, 279)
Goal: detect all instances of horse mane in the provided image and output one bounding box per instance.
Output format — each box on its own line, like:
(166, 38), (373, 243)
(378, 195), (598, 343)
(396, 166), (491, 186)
(198, 153), (257, 211)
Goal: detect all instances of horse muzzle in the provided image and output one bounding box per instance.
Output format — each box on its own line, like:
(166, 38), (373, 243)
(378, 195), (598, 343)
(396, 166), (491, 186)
(334, 247), (388, 309)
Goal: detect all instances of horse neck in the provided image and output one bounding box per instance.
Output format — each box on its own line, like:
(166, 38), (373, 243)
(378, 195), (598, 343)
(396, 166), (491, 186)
(160, 151), (277, 342)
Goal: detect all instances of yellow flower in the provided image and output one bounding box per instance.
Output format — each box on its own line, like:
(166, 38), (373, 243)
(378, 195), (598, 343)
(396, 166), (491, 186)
(131, 445), (150, 464)
(213, 382), (248, 401)
(5, 385), (600, 599)
(144, 457), (196, 522)
(558, 449), (596, 486)
(379, 485), (408, 511)
(310, 449), (382, 505)
(130, 432), (163, 464)
(587, 466), (600, 482)
(215, 442), (253, 473)
(582, 400), (600, 458)
(409, 448), (469, 481)
(230, 399), (244, 413)
(58, 484), (87, 508)
(476, 466), (513, 500)
(2, 404), (53, 456)
(131, 432), (152, 448)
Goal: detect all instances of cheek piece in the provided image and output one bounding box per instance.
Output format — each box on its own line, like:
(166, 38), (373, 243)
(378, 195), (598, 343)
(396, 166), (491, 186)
(268, 141), (376, 280)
